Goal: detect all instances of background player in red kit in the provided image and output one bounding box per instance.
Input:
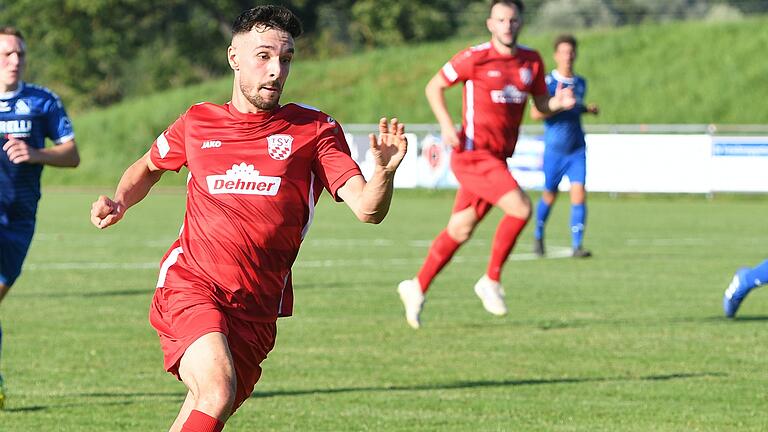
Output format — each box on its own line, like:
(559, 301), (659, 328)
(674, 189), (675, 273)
(90, 6), (407, 432)
(397, 0), (575, 329)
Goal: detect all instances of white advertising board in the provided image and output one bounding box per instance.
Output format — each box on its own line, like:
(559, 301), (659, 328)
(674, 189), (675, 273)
(345, 129), (768, 194)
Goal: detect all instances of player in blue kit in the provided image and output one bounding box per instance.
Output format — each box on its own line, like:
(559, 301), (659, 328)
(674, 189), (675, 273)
(723, 259), (768, 318)
(0, 26), (80, 409)
(530, 34), (598, 258)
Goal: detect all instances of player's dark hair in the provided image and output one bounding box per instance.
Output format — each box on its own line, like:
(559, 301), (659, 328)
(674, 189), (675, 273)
(489, 0), (525, 16)
(0, 26), (24, 41)
(554, 34), (577, 51)
(232, 5), (303, 39)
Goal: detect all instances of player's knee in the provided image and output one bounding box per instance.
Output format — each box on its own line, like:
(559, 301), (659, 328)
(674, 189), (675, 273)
(542, 190), (557, 205)
(501, 196), (531, 220)
(446, 224), (473, 243)
(570, 185), (586, 204)
(518, 201), (532, 220)
(505, 204), (530, 220)
(198, 381), (236, 414)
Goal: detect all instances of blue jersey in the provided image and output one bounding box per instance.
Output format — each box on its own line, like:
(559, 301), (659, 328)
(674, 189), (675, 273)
(543, 70), (587, 154)
(0, 82), (74, 226)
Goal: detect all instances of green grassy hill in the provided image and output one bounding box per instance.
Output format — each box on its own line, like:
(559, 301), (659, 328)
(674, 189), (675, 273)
(48, 16), (768, 186)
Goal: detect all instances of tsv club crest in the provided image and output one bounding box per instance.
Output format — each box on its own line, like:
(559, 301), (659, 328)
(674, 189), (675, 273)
(519, 68), (532, 86)
(267, 134), (293, 161)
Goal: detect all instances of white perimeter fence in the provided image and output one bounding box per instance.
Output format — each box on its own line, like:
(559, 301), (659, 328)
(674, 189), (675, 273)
(343, 124), (768, 193)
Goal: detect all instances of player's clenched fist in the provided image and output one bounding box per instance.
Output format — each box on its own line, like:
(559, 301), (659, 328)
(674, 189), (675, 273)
(3, 138), (40, 165)
(90, 195), (124, 229)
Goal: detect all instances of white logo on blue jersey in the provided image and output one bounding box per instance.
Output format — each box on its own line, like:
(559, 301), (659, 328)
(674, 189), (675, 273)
(14, 99), (31, 115)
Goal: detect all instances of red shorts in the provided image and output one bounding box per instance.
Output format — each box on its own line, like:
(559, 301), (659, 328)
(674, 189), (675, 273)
(450, 150), (520, 218)
(149, 262), (277, 411)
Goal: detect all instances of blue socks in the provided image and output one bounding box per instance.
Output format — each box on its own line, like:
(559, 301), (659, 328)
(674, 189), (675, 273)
(744, 259), (768, 290)
(534, 199), (552, 240)
(570, 204), (586, 249)
(536, 199), (588, 249)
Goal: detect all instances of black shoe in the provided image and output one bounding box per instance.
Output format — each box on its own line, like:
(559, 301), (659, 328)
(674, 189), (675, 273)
(533, 238), (545, 257)
(572, 247), (592, 258)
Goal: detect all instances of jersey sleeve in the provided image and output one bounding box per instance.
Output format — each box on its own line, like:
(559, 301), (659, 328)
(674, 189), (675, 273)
(545, 74), (557, 96)
(149, 113), (188, 172)
(530, 52), (548, 97)
(312, 117), (362, 202)
(43, 96), (75, 144)
(439, 48), (474, 86)
(577, 77), (588, 113)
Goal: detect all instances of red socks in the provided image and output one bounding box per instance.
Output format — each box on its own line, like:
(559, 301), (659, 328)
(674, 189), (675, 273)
(181, 410), (225, 432)
(487, 215), (527, 282)
(417, 230), (461, 292)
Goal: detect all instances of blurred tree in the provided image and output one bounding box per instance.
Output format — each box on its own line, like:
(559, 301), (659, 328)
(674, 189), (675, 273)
(0, 0), (760, 110)
(535, 0), (621, 30)
(0, 0), (332, 110)
(349, 0), (459, 47)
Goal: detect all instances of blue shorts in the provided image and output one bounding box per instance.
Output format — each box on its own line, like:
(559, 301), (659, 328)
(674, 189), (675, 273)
(542, 147), (586, 192)
(0, 222), (35, 287)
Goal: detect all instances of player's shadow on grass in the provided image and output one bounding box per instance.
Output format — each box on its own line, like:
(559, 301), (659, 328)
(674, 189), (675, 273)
(1, 391), (186, 412)
(722, 315), (768, 322)
(251, 371), (724, 399)
(1, 405), (47, 413)
(12, 288), (151, 298)
(294, 281), (370, 290)
(472, 315), (768, 331)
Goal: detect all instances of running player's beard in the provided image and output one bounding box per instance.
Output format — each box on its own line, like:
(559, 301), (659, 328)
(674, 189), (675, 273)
(241, 81), (281, 111)
(498, 33), (519, 48)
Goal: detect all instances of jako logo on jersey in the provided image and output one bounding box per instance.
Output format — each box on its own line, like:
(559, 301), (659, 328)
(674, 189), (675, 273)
(490, 85), (527, 104)
(206, 162), (282, 196)
(14, 99), (31, 115)
(201, 140), (222, 149)
(267, 134), (293, 161)
(519, 68), (532, 86)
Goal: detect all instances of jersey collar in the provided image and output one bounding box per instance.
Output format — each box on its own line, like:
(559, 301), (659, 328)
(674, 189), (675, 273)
(551, 70), (575, 85)
(0, 81), (24, 100)
(227, 101), (278, 121)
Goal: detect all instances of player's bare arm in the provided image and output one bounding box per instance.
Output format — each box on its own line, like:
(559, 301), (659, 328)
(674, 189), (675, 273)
(533, 82), (577, 115)
(531, 99), (598, 120)
(2, 137), (79, 167)
(529, 102), (551, 121)
(90, 151), (165, 229)
(338, 117), (407, 224)
(425, 73), (460, 148)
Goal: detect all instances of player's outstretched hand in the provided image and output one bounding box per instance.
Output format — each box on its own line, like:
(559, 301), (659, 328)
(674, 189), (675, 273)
(369, 117), (408, 172)
(90, 195), (124, 229)
(587, 103), (600, 115)
(553, 82), (577, 111)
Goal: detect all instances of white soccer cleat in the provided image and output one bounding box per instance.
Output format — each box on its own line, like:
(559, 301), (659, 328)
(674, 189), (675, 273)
(397, 279), (425, 329)
(474, 275), (508, 316)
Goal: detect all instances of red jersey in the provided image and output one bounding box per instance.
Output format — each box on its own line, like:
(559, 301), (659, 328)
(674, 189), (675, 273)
(149, 102), (361, 322)
(440, 42), (547, 159)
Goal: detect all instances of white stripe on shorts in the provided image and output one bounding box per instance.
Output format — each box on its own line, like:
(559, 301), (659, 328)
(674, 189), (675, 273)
(156, 246), (183, 288)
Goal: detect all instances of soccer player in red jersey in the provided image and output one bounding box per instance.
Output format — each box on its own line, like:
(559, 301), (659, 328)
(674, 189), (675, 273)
(397, 0), (576, 329)
(90, 6), (407, 431)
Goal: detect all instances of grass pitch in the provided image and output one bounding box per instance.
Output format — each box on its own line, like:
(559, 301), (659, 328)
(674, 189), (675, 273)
(1, 189), (766, 431)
